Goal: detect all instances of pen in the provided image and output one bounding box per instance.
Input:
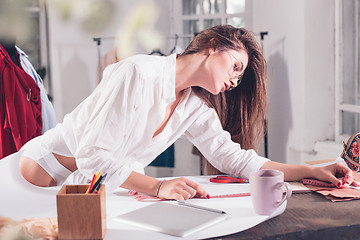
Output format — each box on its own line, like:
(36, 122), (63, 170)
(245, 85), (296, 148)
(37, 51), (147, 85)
(93, 173), (107, 194)
(91, 175), (103, 193)
(177, 200), (227, 214)
(85, 174), (97, 194)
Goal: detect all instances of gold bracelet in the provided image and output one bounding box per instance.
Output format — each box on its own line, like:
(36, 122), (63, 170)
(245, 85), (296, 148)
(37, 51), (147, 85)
(156, 180), (165, 197)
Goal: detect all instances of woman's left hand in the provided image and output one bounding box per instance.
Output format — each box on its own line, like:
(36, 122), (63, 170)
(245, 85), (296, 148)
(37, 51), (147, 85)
(311, 163), (359, 188)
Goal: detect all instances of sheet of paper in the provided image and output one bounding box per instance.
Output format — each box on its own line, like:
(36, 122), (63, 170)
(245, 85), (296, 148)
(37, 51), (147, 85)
(305, 157), (346, 167)
(289, 181), (311, 193)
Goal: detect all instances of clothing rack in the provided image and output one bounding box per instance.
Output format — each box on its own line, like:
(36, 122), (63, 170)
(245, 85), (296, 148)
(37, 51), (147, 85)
(93, 34), (194, 83)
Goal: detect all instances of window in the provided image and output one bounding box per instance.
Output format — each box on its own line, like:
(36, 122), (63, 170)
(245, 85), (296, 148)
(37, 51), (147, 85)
(172, 0), (252, 48)
(336, 0), (360, 140)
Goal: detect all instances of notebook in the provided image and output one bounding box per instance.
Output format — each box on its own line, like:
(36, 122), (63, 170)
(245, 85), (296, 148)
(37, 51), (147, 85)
(113, 201), (228, 237)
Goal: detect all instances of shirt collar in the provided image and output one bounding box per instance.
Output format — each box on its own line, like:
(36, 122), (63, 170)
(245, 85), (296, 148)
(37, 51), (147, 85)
(15, 46), (28, 58)
(162, 53), (177, 101)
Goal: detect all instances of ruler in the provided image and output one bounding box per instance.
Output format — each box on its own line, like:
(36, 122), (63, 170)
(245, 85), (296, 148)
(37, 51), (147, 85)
(128, 190), (250, 202)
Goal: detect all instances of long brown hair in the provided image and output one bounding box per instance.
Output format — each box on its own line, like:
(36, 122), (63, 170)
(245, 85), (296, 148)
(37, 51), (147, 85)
(179, 25), (267, 150)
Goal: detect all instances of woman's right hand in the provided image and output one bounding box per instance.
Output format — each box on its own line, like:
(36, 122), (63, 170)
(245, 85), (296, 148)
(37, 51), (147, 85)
(157, 177), (209, 200)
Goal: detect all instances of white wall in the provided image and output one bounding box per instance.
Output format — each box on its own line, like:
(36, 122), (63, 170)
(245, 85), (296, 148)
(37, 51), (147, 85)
(253, 0), (340, 164)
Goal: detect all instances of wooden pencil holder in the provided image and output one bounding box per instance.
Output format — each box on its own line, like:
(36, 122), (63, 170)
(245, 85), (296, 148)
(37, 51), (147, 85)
(56, 185), (106, 239)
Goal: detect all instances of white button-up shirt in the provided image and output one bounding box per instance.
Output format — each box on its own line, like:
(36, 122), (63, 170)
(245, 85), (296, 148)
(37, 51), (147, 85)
(47, 53), (269, 190)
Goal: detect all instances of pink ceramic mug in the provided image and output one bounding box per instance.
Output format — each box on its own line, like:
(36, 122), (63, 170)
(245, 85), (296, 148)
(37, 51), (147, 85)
(249, 169), (292, 215)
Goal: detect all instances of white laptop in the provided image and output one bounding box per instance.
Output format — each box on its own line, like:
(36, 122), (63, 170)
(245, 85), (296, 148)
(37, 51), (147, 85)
(113, 201), (228, 237)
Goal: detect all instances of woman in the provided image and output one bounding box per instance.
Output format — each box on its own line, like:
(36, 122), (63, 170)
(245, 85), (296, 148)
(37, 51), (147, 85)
(19, 25), (354, 200)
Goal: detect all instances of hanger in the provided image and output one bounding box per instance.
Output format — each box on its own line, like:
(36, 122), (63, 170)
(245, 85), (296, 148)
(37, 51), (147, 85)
(149, 48), (164, 56)
(170, 34), (179, 54)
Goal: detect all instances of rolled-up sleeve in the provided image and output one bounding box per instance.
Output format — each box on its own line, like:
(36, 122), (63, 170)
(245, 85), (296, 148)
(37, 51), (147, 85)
(184, 105), (269, 178)
(61, 61), (144, 190)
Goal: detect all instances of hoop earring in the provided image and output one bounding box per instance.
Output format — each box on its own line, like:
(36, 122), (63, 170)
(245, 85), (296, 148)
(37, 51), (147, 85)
(209, 49), (215, 55)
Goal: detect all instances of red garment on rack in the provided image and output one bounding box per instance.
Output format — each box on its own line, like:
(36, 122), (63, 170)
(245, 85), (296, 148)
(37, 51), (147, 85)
(0, 44), (42, 159)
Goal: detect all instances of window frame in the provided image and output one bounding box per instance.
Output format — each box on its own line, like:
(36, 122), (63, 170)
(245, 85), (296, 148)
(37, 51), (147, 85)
(171, 0), (252, 49)
(335, 0), (360, 141)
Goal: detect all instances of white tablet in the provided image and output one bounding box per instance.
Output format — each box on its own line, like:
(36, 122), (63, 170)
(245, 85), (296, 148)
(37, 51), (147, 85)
(113, 201), (228, 237)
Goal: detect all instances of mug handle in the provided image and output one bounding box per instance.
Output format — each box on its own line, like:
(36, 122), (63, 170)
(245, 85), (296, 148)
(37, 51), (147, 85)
(275, 182), (292, 207)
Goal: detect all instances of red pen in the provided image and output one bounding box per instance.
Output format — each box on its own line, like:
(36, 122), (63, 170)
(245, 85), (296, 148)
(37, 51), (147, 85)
(85, 174), (97, 194)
